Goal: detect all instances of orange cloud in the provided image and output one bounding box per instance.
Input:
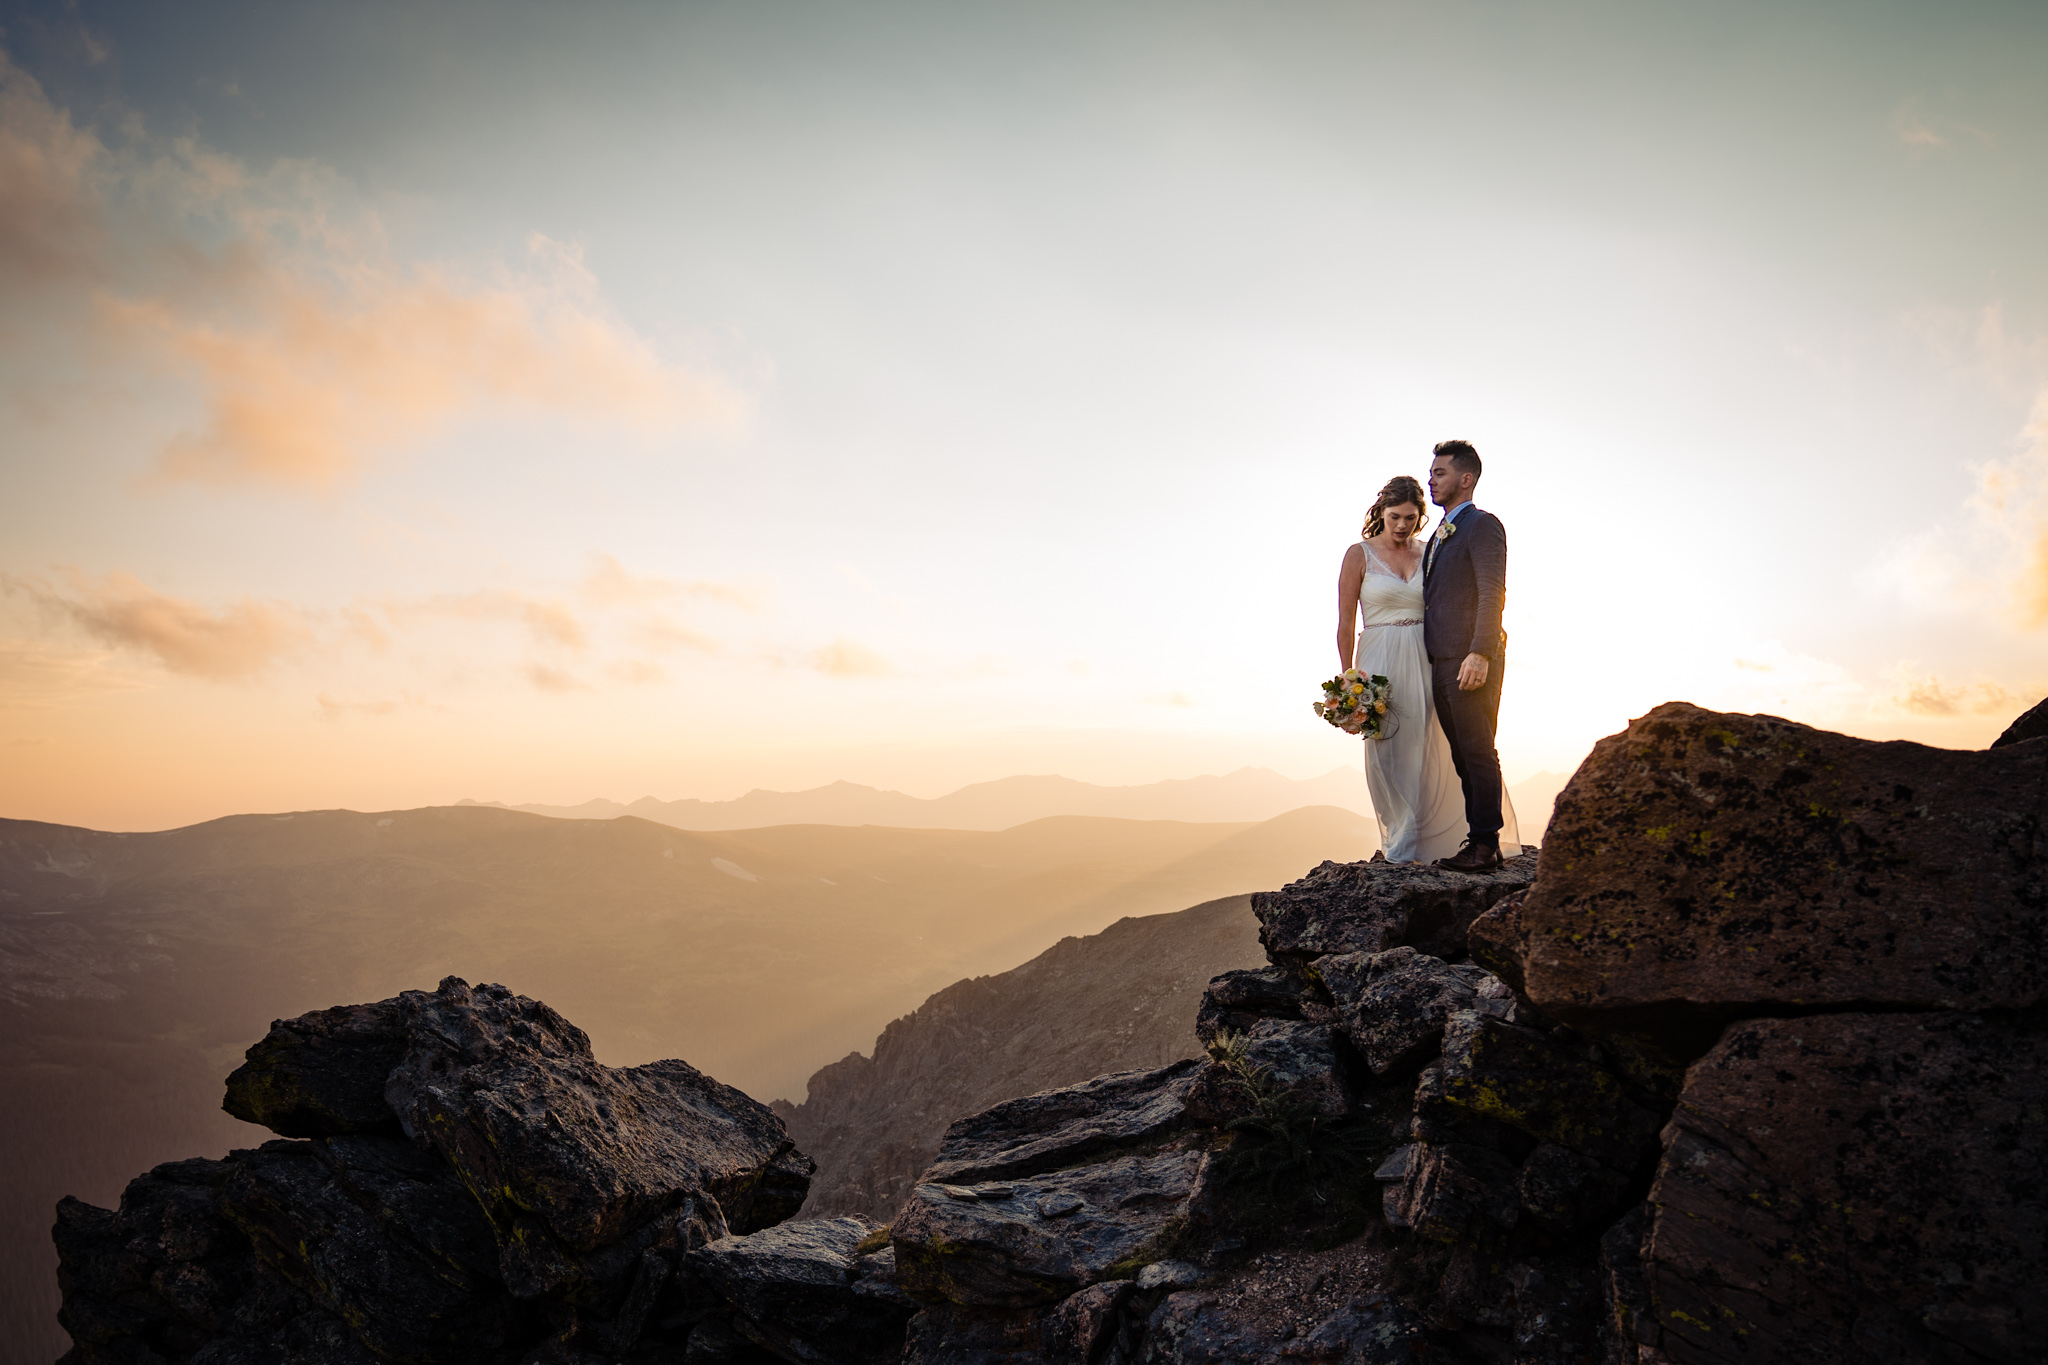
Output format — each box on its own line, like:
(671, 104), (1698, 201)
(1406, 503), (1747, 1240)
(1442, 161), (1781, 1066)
(395, 590), (588, 650)
(14, 571), (310, 680)
(1890, 672), (2014, 717)
(0, 49), (748, 489)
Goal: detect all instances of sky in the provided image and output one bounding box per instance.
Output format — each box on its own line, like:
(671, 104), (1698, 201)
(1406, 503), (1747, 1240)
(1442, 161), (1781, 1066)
(2, 0), (2046, 832)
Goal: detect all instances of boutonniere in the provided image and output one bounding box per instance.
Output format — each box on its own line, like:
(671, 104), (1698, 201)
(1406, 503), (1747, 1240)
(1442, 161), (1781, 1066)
(1434, 519), (1457, 543)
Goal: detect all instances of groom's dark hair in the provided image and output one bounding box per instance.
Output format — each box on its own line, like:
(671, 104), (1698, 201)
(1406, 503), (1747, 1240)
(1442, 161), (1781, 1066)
(1432, 439), (1481, 478)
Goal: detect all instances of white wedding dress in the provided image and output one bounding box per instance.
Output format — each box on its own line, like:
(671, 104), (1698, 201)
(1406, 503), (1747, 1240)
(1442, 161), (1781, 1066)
(1353, 541), (1520, 863)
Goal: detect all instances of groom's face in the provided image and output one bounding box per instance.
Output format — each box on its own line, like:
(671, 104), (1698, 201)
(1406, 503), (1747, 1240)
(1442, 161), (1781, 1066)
(1427, 456), (1472, 508)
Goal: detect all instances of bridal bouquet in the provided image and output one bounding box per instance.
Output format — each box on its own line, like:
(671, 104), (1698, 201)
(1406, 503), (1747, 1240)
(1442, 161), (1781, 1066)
(1315, 669), (1395, 739)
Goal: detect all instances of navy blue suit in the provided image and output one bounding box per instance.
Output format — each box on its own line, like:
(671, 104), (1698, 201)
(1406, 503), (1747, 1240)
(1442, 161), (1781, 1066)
(1422, 503), (1507, 848)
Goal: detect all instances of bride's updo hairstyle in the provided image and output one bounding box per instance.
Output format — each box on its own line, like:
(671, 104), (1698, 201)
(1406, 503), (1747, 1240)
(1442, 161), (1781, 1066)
(1363, 475), (1430, 539)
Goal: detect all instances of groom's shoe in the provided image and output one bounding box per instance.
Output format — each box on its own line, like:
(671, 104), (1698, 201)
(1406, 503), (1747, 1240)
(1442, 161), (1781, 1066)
(1434, 841), (1503, 873)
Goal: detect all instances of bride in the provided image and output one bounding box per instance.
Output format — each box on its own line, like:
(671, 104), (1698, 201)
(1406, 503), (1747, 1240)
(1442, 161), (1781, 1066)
(1337, 476), (1520, 863)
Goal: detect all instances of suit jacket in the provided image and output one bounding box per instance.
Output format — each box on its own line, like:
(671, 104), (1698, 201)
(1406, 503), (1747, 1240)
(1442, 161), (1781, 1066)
(1423, 505), (1507, 663)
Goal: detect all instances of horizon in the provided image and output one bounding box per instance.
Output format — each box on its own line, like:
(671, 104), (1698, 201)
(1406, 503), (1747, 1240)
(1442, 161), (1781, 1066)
(3, 1), (2046, 831)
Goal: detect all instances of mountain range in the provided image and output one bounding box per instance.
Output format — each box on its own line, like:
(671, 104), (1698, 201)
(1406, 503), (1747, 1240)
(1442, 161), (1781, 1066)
(462, 765), (1571, 837)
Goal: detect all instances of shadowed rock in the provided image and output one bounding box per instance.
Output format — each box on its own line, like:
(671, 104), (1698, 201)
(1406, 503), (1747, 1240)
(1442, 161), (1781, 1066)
(919, 1060), (1205, 1187)
(894, 1063), (1212, 1308)
(684, 1215), (914, 1365)
(1643, 1011), (2048, 1365)
(1431, 1010), (1660, 1171)
(1251, 854), (1538, 971)
(1515, 702), (2048, 1028)
(53, 1155), (376, 1365)
(385, 977), (812, 1296)
(219, 1135), (526, 1362)
(1316, 946), (1479, 1077)
(222, 1000), (408, 1138)
(1992, 694), (2048, 747)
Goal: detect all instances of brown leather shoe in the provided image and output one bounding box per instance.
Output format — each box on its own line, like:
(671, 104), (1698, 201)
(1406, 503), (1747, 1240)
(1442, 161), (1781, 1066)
(1433, 841), (1503, 873)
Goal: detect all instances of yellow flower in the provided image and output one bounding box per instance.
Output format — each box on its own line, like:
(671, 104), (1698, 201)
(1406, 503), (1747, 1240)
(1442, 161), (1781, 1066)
(1374, 700), (1387, 713)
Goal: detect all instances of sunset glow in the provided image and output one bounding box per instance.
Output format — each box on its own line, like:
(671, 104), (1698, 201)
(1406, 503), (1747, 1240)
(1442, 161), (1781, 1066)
(3, 2), (2045, 830)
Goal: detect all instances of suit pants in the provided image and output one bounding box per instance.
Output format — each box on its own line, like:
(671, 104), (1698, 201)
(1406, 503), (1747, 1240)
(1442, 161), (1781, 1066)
(1431, 654), (1505, 847)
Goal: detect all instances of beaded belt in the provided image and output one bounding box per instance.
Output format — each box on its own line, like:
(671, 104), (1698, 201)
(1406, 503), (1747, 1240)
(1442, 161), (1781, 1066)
(1360, 618), (1423, 629)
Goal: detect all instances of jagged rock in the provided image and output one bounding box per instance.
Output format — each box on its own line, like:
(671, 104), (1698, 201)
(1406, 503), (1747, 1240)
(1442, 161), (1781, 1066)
(683, 1315), (786, 1363)
(384, 977), (812, 1296)
(1514, 1143), (1630, 1235)
(920, 1060), (1205, 1186)
(1316, 947), (1476, 1077)
(1046, 1279), (1134, 1362)
(1598, 1206), (1655, 1365)
(683, 1216), (914, 1365)
(1644, 1010), (2048, 1365)
(1251, 854), (1538, 970)
(894, 1145), (1208, 1308)
(1194, 965), (1314, 1048)
(894, 1062), (1212, 1308)
(900, 1302), (1054, 1364)
(1135, 1260), (1204, 1291)
(1465, 888), (1529, 995)
(1134, 1291), (1266, 1364)
(1391, 1141), (1519, 1242)
(1991, 694), (2048, 747)
(219, 1135), (526, 1362)
(222, 999), (408, 1137)
(1432, 1010), (1661, 1171)
(1514, 703), (2048, 1025)
(52, 1154), (375, 1365)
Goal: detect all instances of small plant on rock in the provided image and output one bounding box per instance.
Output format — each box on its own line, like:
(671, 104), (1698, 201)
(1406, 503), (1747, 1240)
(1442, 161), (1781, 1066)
(1205, 1030), (1379, 1208)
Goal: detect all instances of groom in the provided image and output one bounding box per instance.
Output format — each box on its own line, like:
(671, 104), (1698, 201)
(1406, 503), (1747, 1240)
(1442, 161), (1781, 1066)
(1422, 439), (1508, 872)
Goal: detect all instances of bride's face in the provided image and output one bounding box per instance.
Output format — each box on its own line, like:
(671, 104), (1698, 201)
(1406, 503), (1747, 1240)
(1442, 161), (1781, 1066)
(1383, 503), (1422, 542)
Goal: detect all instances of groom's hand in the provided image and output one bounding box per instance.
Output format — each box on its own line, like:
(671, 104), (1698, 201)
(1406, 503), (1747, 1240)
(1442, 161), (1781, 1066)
(1458, 653), (1490, 691)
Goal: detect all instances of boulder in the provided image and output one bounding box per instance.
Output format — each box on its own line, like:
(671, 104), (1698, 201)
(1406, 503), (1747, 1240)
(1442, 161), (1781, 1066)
(222, 999), (408, 1137)
(920, 1060), (1205, 1187)
(53, 1154), (374, 1365)
(384, 977), (813, 1296)
(684, 1216), (914, 1365)
(1432, 1011), (1661, 1172)
(1391, 1140), (1519, 1242)
(1194, 966), (1313, 1048)
(219, 1135), (526, 1363)
(893, 1060), (1215, 1308)
(1252, 854), (1538, 971)
(1991, 694), (2048, 747)
(1316, 947), (1477, 1077)
(1045, 1278), (1134, 1362)
(892, 1146), (1208, 1308)
(1643, 1011), (2048, 1365)
(1513, 703), (2048, 1026)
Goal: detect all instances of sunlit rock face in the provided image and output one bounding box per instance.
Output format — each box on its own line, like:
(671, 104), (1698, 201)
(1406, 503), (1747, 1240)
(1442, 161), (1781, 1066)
(1514, 701), (2048, 1025)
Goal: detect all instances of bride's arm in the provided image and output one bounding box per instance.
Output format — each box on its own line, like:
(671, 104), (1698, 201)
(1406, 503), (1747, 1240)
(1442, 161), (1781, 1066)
(1336, 543), (1364, 670)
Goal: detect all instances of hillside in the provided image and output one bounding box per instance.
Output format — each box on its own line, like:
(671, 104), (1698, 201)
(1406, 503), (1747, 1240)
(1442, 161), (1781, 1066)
(0, 802), (1370, 1362)
(776, 895), (1267, 1221)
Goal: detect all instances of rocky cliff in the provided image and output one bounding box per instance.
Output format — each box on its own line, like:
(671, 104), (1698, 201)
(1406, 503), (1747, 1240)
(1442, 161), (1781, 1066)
(777, 895), (1267, 1223)
(51, 702), (2048, 1364)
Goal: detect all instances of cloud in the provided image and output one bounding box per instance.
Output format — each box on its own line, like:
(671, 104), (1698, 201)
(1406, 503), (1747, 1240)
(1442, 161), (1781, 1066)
(395, 590), (588, 650)
(1973, 392), (2048, 625)
(0, 49), (749, 489)
(581, 553), (757, 611)
(0, 51), (103, 289)
(1891, 99), (1993, 154)
(1888, 671), (2015, 718)
(523, 663), (588, 693)
(10, 571), (309, 680)
(316, 693), (404, 720)
(811, 639), (893, 678)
